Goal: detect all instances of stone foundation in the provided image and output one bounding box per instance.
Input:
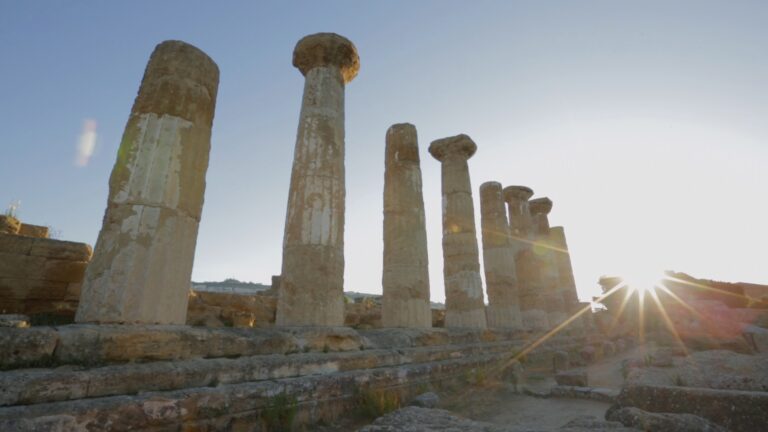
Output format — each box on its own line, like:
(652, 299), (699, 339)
(0, 325), (595, 430)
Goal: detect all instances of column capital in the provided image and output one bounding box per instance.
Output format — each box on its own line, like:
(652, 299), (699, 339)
(502, 185), (534, 203)
(428, 134), (477, 162)
(293, 33), (360, 83)
(529, 197), (553, 215)
(480, 181), (503, 196)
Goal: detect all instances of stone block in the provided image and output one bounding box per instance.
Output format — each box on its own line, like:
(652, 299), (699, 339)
(618, 384), (767, 432)
(409, 392), (439, 408)
(0, 233), (34, 255)
(0, 327), (58, 368)
(606, 406), (727, 432)
(0, 314), (29, 328)
(552, 350), (570, 372)
(555, 370), (588, 387)
(0, 278), (69, 300)
(18, 224), (49, 239)
(29, 238), (92, 261)
(0, 216), (20, 235)
(0, 252), (46, 280)
(42, 260), (88, 283)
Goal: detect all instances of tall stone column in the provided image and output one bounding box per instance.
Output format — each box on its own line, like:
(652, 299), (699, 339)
(503, 186), (548, 331)
(429, 135), (486, 329)
(550, 227), (579, 308)
(75, 41), (219, 324)
(480, 182), (522, 329)
(276, 33), (359, 326)
(529, 197), (568, 327)
(382, 124), (431, 328)
(550, 226), (583, 332)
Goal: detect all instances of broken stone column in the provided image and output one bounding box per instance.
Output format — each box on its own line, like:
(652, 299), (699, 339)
(529, 197), (568, 328)
(75, 41), (219, 324)
(382, 124), (431, 328)
(503, 186), (548, 331)
(276, 33), (360, 326)
(429, 134), (486, 328)
(479, 181), (522, 329)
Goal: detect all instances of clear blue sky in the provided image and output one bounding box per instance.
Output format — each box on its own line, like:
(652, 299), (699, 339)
(2, 1), (767, 303)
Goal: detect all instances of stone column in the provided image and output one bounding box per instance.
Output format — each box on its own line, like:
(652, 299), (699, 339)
(480, 182), (522, 329)
(75, 41), (219, 324)
(382, 124), (431, 328)
(503, 186), (548, 331)
(276, 33), (359, 326)
(529, 197), (568, 327)
(550, 226), (580, 313)
(429, 134), (486, 328)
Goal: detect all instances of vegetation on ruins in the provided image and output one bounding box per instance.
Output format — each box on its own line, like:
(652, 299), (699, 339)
(260, 392), (298, 432)
(354, 387), (401, 420)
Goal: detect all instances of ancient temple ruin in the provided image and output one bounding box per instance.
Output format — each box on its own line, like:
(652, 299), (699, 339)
(2, 31), (765, 432)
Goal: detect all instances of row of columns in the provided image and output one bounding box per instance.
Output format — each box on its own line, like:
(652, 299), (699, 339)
(73, 32), (581, 331)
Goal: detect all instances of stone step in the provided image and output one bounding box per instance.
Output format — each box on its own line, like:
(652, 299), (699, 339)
(0, 340), (522, 407)
(0, 352), (511, 431)
(0, 324), (557, 370)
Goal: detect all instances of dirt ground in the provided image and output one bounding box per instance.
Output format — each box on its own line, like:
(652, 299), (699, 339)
(443, 345), (648, 430)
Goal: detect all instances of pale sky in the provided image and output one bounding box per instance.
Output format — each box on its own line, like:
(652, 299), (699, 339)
(2, 1), (766, 304)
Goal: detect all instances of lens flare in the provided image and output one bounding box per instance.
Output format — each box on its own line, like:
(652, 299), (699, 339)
(75, 119), (97, 167)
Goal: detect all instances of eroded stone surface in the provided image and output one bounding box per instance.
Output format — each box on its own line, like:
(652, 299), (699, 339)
(76, 40), (219, 325)
(277, 33), (359, 326)
(530, 197), (567, 328)
(606, 406), (727, 432)
(480, 182), (522, 329)
(429, 135), (486, 329)
(382, 123), (431, 328)
(503, 186), (549, 332)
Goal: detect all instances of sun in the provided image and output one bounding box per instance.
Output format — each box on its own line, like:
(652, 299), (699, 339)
(621, 269), (664, 294)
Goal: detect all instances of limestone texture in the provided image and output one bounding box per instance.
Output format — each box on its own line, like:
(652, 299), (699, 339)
(530, 197), (567, 327)
(277, 33), (359, 326)
(0, 216), (20, 235)
(18, 224), (49, 238)
(429, 135), (486, 328)
(503, 186), (548, 331)
(0, 233), (91, 320)
(550, 226), (581, 329)
(382, 123), (431, 328)
(479, 181), (522, 329)
(75, 40), (219, 325)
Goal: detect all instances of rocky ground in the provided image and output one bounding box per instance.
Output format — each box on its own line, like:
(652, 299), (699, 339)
(354, 342), (760, 431)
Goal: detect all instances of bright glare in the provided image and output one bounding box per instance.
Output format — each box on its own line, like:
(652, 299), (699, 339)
(621, 269), (663, 294)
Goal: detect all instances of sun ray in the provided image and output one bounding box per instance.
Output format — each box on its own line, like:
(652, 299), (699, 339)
(506, 279), (628, 365)
(654, 281), (702, 318)
(647, 284), (689, 355)
(606, 282), (634, 335)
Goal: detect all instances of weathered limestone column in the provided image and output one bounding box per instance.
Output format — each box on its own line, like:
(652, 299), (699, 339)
(503, 186), (549, 331)
(550, 226), (580, 312)
(480, 182), (522, 328)
(429, 135), (486, 328)
(276, 33), (359, 326)
(75, 41), (219, 324)
(382, 124), (431, 328)
(529, 197), (568, 327)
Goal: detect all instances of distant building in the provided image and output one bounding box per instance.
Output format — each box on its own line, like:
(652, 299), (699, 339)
(191, 278), (271, 295)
